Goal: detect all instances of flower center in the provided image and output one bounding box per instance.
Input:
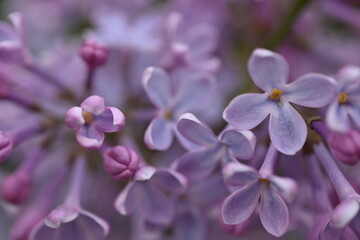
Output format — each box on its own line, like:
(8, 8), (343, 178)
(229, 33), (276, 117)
(82, 111), (94, 124)
(338, 92), (348, 104)
(258, 178), (270, 184)
(163, 110), (173, 120)
(269, 88), (283, 101)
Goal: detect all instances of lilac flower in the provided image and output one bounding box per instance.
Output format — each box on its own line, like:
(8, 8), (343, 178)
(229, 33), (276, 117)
(115, 166), (188, 225)
(223, 48), (337, 155)
(142, 67), (214, 150)
(173, 113), (256, 181)
(326, 65), (360, 132)
(30, 157), (110, 240)
(0, 132), (13, 162)
(222, 145), (297, 237)
(65, 95), (125, 150)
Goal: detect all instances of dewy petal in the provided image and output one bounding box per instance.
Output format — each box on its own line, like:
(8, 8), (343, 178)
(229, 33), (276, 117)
(269, 102), (307, 155)
(222, 162), (259, 189)
(142, 67), (172, 109)
(65, 107), (85, 131)
(95, 107), (125, 132)
(248, 48), (289, 92)
(114, 182), (139, 215)
(80, 95), (105, 115)
(286, 73), (337, 108)
(144, 117), (173, 150)
(76, 125), (104, 149)
(326, 101), (350, 132)
(330, 198), (359, 228)
(223, 93), (273, 130)
(174, 146), (221, 182)
(140, 184), (175, 225)
(222, 182), (261, 224)
(172, 73), (215, 114)
(259, 187), (289, 237)
(220, 129), (256, 160)
(150, 168), (188, 195)
(177, 113), (218, 147)
(269, 176), (298, 203)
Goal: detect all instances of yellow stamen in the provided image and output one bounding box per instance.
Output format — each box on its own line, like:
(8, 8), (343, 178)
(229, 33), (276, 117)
(163, 110), (172, 120)
(338, 92), (348, 104)
(258, 178), (270, 184)
(269, 88), (284, 101)
(82, 111), (94, 124)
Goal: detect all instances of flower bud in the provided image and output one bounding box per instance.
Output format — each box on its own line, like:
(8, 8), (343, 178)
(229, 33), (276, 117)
(103, 146), (140, 181)
(0, 132), (13, 162)
(328, 129), (360, 165)
(79, 39), (108, 68)
(1, 171), (31, 204)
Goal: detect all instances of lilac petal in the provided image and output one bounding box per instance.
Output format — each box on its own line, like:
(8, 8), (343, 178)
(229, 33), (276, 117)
(65, 107), (85, 131)
(259, 187), (289, 237)
(220, 130), (256, 160)
(222, 162), (259, 189)
(114, 182), (139, 215)
(222, 182), (260, 224)
(140, 184), (175, 225)
(172, 73), (215, 114)
(80, 210), (110, 236)
(174, 146), (220, 181)
(330, 198), (359, 228)
(223, 93), (273, 130)
(80, 95), (105, 115)
(326, 101), (350, 132)
(177, 113), (218, 147)
(175, 207), (205, 240)
(174, 128), (203, 151)
(134, 166), (156, 181)
(269, 102), (307, 155)
(321, 220), (344, 240)
(286, 73), (337, 108)
(142, 67), (172, 109)
(76, 125), (104, 149)
(144, 117), (173, 150)
(150, 168), (188, 195)
(269, 176), (298, 203)
(185, 24), (218, 56)
(95, 107), (125, 132)
(44, 206), (79, 228)
(348, 108), (360, 129)
(0, 41), (22, 63)
(248, 48), (289, 92)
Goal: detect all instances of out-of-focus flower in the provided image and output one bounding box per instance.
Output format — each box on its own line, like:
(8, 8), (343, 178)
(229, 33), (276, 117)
(79, 39), (108, 69)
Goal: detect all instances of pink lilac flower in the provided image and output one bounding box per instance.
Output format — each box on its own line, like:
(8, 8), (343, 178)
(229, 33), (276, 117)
(223, 48), (337, 155)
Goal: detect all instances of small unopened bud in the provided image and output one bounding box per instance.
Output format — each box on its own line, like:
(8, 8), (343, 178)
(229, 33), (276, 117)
(328, 129), (360, 165)
(79, 39), (108, 68)
(1, 172), (31, 204)
(0, 132), (13, 162)
(103, 146), (140, 181)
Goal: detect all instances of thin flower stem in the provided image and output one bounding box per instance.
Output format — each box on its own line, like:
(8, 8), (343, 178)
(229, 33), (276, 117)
(8, 122), (44, 145)
(65, 156), (86, 207)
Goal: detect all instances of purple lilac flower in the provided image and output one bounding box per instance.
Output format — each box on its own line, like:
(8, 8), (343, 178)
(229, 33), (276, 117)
(223, 48), (337, 155)
(142, 67), (214, 150)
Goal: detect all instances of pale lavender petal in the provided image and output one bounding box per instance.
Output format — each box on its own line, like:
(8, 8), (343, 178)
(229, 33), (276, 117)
(44, 206), (79, 228)
(114, 182), (139, 215)
(172, 73), (215, 114)
(142, 67), (172, 109)
(174, 146), (220, 181)
(222, 182), (260, 224)
(259, 188), (289, 237)
(175, 207), (205, 240)
(0, 41), (22, 63)
(134, 166), (156, 181)
(144, 117), (173, 150)
(222, 162), (259, 189)
(220, 130), (256, 160)
(177, 113), (218, 147)
(348, 108), (360, 129)
(321, 220), (344, 240)
(141, 184), (175, 225)
(185, 24), (218, 56)
(223, 93), (274, 130)
(80, 210), (110, 236)
(330, 198), (359, 228)
(174, 128), (203, 151)
(326, 101), (350, 132)
(150, 168), (188, 195)
(286, 73), (337, 108)
(65, 107), (84, 131)
(248, 48), (289, 92)
(269, 102), (307, 155)
(80, 95), (105, 115)
(76, 125), (104, 149)
(269, 176), (298, 203)
(95, 107), (125, 132)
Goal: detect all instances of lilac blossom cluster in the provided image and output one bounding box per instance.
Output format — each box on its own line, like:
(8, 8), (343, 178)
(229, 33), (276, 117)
(0, 1), (360, 240)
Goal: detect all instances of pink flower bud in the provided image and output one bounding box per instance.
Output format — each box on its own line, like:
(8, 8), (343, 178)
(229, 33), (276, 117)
(79, 39), (108, 68)
(103, 146), (140, 181)
(1, 172), (31, 204)
(0, 132), (13, 162)
(328, 129), (360, 165)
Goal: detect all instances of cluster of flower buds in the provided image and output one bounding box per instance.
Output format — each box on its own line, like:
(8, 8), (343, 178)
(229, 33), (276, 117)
(0, 1), (359, 240)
